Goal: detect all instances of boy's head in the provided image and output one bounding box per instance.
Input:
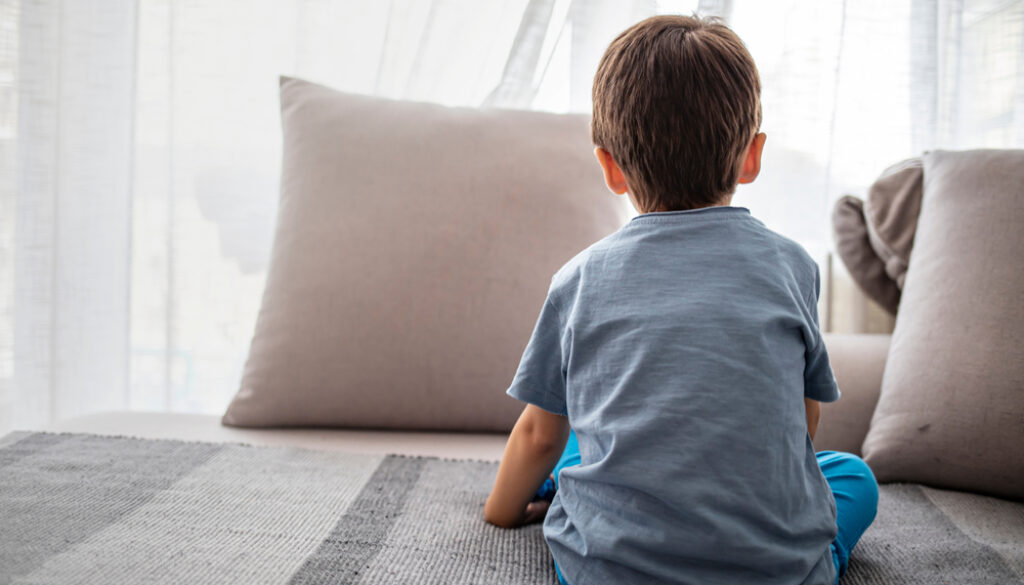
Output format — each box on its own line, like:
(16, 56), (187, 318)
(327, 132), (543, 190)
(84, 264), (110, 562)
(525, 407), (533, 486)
(592, 15), (764, 212)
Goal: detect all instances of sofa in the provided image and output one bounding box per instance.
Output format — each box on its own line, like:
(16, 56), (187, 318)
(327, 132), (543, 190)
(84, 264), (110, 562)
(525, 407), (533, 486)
(29, 334), (907, 461)
(6, 79), (1022, 584)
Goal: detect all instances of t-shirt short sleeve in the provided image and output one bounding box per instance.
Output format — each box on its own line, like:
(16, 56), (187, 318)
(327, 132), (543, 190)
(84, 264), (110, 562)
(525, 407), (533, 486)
(803, 266), (841, 403)
(804, 340), (840, 402)
(507, 296), (568, 416)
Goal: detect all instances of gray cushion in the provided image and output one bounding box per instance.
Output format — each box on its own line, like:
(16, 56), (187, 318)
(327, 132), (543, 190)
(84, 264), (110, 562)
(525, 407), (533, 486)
(862, 149), (1024, 501)
(844, 483), (1024, 583)
(222, 78), (630, 432)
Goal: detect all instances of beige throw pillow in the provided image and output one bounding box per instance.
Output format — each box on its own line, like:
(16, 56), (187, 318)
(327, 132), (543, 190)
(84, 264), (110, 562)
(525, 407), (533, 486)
(863, 157), (923, 291)
(832, 195), (902, 314)
(222, 77), (630, 432)
(862, 149), (1024, 500)
(832, 158), (924, 315)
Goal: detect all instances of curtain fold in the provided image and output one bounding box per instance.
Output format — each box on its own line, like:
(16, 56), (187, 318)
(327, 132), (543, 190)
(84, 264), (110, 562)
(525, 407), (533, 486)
(1, 0), (1022, 434)
(12, 0), (136, 430)
(484, 0), (558, 108)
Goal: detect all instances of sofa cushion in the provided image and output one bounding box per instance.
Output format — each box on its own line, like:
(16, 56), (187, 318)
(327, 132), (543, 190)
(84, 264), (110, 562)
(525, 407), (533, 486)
(47, 412), (508, 460)
(221, 77), (630, 432)
(862, 157), (923, 291)
(832, 158), (923, 315)
(7, 430), (1023, 584)
(861, 149), (1024, 501)
(845, 483), (1024, 582)
(815, 334), (890, 456)
(832, 196), (901, 314)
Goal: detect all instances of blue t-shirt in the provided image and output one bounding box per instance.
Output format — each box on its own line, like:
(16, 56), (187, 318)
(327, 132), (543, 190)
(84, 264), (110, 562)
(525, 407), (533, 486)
(507, 206), (840, 585)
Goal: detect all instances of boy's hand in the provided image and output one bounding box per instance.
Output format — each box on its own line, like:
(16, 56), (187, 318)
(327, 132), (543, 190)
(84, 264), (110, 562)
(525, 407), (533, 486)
(522, 500), (551, 525)
(484, 405), (570, 528)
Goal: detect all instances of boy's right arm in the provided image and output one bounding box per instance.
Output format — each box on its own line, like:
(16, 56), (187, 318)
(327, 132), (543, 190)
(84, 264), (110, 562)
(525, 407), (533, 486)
(805, 397), (821, 441)
(484, 404), (570, 528)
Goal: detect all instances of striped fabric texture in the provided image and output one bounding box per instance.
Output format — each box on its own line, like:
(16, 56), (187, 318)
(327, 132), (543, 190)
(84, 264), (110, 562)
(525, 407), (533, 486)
(1, 432), (1021, 584)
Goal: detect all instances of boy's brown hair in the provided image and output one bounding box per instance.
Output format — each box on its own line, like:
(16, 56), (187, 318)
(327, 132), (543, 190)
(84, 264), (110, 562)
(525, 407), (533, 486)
(592, 15), (762, 212)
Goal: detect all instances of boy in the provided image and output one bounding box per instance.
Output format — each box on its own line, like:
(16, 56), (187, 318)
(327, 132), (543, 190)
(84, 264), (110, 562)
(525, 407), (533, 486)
(484, 14), (879, 585)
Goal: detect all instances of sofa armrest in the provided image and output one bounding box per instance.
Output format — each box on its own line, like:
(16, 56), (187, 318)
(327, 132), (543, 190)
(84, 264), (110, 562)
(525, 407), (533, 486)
(813, 334), (891, 456)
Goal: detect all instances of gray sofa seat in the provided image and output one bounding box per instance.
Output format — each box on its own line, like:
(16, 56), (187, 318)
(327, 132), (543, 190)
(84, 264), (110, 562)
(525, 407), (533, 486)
(45, 411), (508, 461)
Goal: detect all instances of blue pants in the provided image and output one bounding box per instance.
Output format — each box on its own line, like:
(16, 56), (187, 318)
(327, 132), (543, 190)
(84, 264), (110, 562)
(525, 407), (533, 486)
(546, 431), (878, 585)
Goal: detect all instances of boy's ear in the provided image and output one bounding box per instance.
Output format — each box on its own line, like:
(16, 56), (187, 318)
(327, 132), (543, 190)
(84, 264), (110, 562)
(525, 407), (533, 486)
(737, 132), (767, 185)
(594, 147), (629, 195)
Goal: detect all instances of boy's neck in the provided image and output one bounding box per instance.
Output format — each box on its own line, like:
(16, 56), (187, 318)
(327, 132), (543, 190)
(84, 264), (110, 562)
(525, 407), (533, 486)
(638, 194), (734, 213)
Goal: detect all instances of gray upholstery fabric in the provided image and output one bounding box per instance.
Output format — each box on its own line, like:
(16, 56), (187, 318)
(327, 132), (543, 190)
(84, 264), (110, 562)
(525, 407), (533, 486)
(862, 149), (1024, 501)
(0, 432), (556, 585)
(3, 432), (1022, 585)
(222, 78), (630, 432)
(843, 484), (1024, 584)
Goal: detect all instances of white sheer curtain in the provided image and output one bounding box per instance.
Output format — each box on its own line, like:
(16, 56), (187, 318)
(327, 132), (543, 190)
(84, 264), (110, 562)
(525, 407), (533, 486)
(1, 0), (1022, 434)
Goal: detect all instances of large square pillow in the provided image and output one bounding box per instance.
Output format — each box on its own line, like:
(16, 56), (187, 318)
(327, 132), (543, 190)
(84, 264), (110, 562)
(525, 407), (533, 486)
(861, 149), (1024, 500)
(222, 78), (630, 432)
